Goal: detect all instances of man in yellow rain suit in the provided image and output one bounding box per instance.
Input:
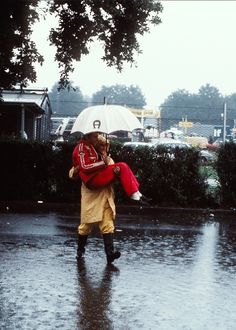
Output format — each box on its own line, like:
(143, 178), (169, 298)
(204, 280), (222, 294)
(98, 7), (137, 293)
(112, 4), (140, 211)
(69, 135), (121, 264)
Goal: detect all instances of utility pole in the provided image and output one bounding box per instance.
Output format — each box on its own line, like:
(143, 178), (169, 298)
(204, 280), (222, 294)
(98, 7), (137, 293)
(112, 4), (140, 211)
(56, 90), (59, 115)
(223, 102), (227, 143)
(20, 103), (25, 139)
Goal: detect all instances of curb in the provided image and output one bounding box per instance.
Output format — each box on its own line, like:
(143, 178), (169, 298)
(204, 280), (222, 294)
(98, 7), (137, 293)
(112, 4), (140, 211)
(0, 200), (235, 216)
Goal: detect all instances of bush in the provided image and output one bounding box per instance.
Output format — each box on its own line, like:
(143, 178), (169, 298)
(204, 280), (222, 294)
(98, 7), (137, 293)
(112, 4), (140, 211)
(0, 139), (81, 203)
(110, 143), (208, 207)
(49, 142), (81, 203)
(0, 139), (53, 200)
(0, 139), (224, 208)
(216, 141), (236, 207)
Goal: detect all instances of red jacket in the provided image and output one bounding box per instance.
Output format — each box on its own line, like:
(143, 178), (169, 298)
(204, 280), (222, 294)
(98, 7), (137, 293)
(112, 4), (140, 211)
(72, 139), (106, 183)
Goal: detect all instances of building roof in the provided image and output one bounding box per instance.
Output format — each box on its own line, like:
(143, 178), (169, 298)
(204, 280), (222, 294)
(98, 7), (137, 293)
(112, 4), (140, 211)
(188, 123), (215, 138)
(0, 89), (50, 114)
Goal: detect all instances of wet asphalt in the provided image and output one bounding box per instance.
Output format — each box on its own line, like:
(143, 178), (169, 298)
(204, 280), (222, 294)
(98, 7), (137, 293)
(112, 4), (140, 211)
(1, 209), (236, 330)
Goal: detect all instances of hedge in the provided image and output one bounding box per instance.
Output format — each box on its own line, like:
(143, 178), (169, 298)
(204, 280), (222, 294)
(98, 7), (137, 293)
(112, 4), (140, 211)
(216, 141), (236, 207)
(0, 139), (225, 208)
(110, 143), (209, 207)
(0, 139), (80, 203)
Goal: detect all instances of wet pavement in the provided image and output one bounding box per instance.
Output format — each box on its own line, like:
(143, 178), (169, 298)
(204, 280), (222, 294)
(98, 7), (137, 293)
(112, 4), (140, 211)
(1, 210), (236, 329)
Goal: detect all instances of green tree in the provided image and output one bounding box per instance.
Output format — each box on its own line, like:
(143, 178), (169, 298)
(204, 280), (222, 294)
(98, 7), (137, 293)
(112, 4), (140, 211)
(0, 0), (43, 88)
(92, 84), (146, 108)
(0, 0), (162, 89)
(160, 84), (225, 129)
(160, 89), (193, 120)
(48, 82), (87, 116)
(197, 84), (224, 120)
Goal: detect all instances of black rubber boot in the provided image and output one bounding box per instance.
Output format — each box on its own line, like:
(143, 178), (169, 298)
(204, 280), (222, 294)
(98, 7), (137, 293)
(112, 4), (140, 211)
(103, 233), (121, 264)
(77, 234), (88, 260)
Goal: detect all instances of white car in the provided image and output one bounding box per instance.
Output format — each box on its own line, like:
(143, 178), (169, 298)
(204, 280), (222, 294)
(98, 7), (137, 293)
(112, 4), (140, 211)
(123, 141), (153, 148)
(199, 149), (215, 163)
(150, 138), (191, 149)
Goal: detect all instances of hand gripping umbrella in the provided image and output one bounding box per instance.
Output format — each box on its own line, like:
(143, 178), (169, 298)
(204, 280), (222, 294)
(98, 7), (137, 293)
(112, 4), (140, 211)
(70, 104), (143, 135)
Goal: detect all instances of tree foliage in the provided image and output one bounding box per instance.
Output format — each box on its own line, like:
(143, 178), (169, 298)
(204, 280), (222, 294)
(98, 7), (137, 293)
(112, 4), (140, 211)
(48, 82), (86, 116)
(0, 0), (162, 89)
(92, 84), (146, 108)
(216, 141), (236, 207)
(160, 84), (226, 124)
(0, 0), (43, 88)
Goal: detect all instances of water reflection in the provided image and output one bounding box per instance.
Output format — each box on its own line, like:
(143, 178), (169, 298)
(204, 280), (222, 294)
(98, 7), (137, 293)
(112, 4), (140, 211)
(1, 212), (236, 329)
(190, 222), (219, 328)
(194, 221), (219, 274)
(217, 219), (236, 271)
(117, 226), (201, 267)
(76, 261), (119, 329)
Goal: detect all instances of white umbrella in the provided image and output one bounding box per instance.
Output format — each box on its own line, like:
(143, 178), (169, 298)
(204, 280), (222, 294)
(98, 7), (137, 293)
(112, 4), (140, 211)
(71, 104), (143, 135)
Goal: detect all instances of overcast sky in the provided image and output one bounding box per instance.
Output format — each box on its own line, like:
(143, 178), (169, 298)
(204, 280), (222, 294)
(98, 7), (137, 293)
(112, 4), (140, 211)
(31, 1), (236, 108)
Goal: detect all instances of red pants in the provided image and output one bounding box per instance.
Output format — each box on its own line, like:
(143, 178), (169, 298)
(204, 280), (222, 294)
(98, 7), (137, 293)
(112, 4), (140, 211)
(87, 162), (139, 197)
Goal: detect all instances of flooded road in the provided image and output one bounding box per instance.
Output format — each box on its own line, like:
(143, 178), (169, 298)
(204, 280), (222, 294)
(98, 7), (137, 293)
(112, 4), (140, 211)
(0, 210), (236, 329)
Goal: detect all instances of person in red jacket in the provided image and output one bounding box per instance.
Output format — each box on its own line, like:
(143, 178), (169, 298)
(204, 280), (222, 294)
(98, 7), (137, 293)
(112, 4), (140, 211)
(72, 132), (150, 205)
(71, 135), (121, 264)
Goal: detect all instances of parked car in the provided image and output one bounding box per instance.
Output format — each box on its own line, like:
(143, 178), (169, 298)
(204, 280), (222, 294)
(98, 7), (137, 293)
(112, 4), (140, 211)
(208, 137), (236, 151)
(150, 138), (191, 149)
(199, 149), (215, 164)
(152, 138), (215, 163)
(124, 138), (215, 164)
(123, 141), (153, 148)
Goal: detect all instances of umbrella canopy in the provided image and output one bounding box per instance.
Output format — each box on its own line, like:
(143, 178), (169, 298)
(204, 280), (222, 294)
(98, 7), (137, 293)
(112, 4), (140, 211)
(71, 104), (143, 135)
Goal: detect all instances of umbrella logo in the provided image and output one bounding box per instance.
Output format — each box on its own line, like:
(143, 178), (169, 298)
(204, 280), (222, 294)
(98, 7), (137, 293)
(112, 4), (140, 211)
(93, 120), (101, 129)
